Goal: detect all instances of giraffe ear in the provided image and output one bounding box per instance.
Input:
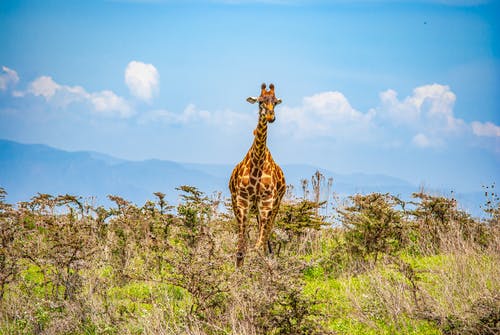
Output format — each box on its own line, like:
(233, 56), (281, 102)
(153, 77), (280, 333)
(275, 98), (282, 105)
(246, 97), (258, 104)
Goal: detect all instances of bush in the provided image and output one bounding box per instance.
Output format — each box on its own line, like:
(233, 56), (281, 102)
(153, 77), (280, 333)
(339, 193), (407, 264)
(410, 192), (491, 253)
(0, 186), (498, 335)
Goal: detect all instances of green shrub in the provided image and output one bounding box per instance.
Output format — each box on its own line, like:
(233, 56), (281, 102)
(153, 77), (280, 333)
(339, 193), (407, 264)
(0, 186), (498, 335)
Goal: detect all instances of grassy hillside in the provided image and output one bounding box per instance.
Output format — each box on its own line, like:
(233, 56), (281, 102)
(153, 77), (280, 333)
(0, 181), (498, 335)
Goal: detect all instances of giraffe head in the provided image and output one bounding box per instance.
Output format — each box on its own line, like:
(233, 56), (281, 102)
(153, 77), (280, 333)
(246, 83), (282, 123)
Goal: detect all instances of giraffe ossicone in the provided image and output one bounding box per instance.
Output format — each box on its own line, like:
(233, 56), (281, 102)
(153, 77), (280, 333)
(229, 83), (286, 267)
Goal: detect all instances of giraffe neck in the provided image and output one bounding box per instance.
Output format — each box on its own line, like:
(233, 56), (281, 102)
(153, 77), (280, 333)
(250, 112), (268, 167)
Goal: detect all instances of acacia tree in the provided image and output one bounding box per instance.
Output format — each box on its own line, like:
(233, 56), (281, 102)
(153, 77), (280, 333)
(276, 199), (326, 239)
(339, 193), (406, 264)
(17, 194), (99, 300)
(410, 191), (487, 252)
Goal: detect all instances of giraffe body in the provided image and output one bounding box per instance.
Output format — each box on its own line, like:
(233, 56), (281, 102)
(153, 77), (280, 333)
(229, 83), (286, 267)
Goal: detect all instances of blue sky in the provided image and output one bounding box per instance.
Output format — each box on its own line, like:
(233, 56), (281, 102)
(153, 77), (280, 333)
(0, 0), (499, 192)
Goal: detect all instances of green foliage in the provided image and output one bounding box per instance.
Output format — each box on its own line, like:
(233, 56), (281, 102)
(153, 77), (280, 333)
(0, 185), (498, 335)
(277, 200), (326, 232)
(339, 193), (407, 263)
(410, 191), (490, 253)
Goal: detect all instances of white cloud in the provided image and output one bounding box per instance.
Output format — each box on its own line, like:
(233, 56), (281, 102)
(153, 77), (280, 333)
(141, 104), (209, 124)
(135, 83), (500, 151)
(376, 84), (473, 148)
(412, 133), (443, 148)
(125, 61), (159, 102)
(21, 75), (133, 118)
(277, 84), (498, 149)
(471, 121), (500, 137)
(28, 76), (61, 99)
(90, 90), (133, 118)
(377, 83), (500, 145)
(180, 104), (211, 123)
(378, 84), (464, 133)
(279, 91), (375, 139)
(209, 108), (254, 127)
(140, 104), (252, 127)
(7, 64), (499, 150)
(379, 88), (420, 124)
(412, 133), (430, 148)
(412, 84), (464, 133)
(0, 66), (20, 91)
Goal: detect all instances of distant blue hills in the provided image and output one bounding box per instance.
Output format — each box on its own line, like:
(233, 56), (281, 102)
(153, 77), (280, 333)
(0, 139), (487, 217)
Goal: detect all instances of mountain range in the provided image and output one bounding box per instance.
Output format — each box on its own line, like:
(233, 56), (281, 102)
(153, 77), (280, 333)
(0, 139), (486, 217)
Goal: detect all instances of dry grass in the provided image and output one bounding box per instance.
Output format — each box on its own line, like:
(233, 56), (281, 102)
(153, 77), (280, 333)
(0, 188), (499, 334)
(341, 223), (500, 335)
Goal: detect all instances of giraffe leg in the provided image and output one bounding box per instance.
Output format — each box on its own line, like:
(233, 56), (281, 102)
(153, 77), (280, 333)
(264, 208), (279, 254)
(256, 213), (262, 235)
(256, 213), (271, 253)
(235, 203), (250, 267)
(260, 196), (282, 255)
(256, 214), (273, 254)
(255, 205), (272, 254)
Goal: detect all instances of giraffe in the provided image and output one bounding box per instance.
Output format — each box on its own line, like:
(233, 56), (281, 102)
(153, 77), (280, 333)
(229, 83), (286, 267)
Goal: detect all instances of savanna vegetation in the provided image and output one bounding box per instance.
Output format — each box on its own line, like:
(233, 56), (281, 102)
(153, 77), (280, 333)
(0, 173), (498, 335)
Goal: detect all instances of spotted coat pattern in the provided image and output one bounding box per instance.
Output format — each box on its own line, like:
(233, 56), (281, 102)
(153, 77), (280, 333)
(229, 83), (286, 267)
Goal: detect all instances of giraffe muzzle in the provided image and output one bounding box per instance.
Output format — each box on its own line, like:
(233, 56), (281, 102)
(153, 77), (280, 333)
(266, 113), (276, 123)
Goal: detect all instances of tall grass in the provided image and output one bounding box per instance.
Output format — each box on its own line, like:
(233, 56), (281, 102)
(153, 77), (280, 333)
(0, 184), (498, 334)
